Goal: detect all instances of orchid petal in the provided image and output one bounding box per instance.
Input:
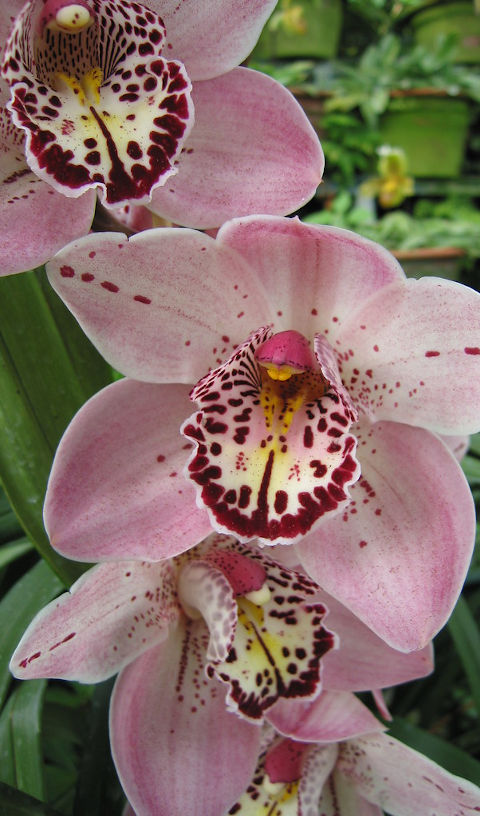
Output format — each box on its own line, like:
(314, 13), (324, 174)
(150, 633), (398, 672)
(337, 277), (480, 434)
(110, 621), (261, 816)
(314, 589), (434, 691)
(151, 0), (277, 81)
(299, 747), (344, 816)
(208, 543), (336, 720)
(10, 560), (178, 682)
(267, 691), (384, 743)
(217, 218), (405, 337)
(183, 327), (360, 545)
(317, 770), (383, 816)
(3, 0), (194, 205)
(177, 559), (237, 662)
(149, 68), (324, 228)
(0, 108), (95, 275)
(47, 228), (271, 382)
(297, 419), (475, 651)
(228, 739), (338, 816)
(337, 733), (480, 815)
(44, 379), (211, 562)
(438, 433), (470, 462)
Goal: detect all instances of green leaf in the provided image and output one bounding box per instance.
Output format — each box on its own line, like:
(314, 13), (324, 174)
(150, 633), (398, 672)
(448, 595), (480, 717)
(0, 269), (111, 586)
(9, 679), (47, 800)
(0, 539), (32, 571)
(0, 781), (63, 816)
(0, 560), (63, 710)
(387, 718), (480, 786)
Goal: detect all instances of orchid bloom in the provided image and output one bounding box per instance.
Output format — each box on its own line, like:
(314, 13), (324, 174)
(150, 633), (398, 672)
(10, 531), (434, 816)
(229, 724), (480, 816)
(0, 0), (323, 228)
(0, 2), (96, 275)
(44, 216), (480, 651)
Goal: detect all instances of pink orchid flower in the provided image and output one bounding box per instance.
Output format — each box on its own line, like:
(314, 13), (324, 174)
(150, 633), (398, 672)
(1, 0), (323, 227)
(0, 2), (96, 275)
(44, 216), (480, 651)
(10, 531), (433, 815)
(229, 722), (480, 816)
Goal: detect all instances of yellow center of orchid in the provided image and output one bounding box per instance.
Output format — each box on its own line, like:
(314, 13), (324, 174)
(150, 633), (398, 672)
(57, 66), (102, 106)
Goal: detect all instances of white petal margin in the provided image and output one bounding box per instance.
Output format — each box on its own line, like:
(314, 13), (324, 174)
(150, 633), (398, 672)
(10, 560), (179, 683)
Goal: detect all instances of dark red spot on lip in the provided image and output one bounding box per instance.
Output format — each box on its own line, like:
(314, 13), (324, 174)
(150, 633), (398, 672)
(101, 281), (119, 292)
(133, 294), (151, 304)
(81, 273), (94, 282)
(274, 490), (288, 514)
(465, 347), (480, 355)
(303, 426), (313, 448)
(425, 351), (440, 357)
(60, 265), (74, 277)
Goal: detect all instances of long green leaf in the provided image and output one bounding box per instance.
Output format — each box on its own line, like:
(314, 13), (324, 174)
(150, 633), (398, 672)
(0, 781), (63, 816)
(0, 560), (63, 709)
(448, 595), (480, 717)
(10, 679), (47, 800)
(0, 269), (111, 585)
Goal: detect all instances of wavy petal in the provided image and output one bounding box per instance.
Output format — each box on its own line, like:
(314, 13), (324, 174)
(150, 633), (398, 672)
(267, 691), (384, 744)
(149, 69), (324, 228)
(183, 327), (359, 545)
(337, 733), (480, 815)
(110, 621), (261, 816)
(0, 109), (95, 275)
(209, 544), (336, 720)
(297, 420), (475, 651)
(47, 228), (271, 381)
(3, 0), (193, 205)
(10, 560), (178, 682)
(44, 379), (211, 562)
(218, 219), (405, 337)
(151, 0), (277, 81)
(337, 277), (480, 434)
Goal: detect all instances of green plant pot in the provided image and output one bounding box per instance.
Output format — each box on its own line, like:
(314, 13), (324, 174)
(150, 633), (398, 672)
(252, 0), (343, 59)
(411, 2), (480, 64)
(379, 93), (470, 178)
(393, 247), (466, 280)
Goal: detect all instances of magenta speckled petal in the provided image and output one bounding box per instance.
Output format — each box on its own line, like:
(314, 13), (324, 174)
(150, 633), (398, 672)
(110, 623), (261, 816)
(336, 277), (480, 434)
(337, 733), (480, 816)
(0, 107), (95, 275)
(149, 68), (324, 229)
(10, 559), (179, 682)
(149, 0), (277, 81)
(46, 228), (271, 382)
(3, 0), (193, 205)
(182, 327), (360, 545)
(44, 379), (211, 562)
(297, 420), (475, 651)
(267, 691), (384, 744)
(207, 542), (336, 721)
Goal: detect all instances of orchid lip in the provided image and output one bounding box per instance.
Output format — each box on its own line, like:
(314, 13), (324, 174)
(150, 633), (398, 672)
(183, 326), (361, 545)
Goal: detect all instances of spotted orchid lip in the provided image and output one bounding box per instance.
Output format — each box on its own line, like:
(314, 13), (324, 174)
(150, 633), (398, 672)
(182, 326), (361, 546)
(2, 0), (194, 206)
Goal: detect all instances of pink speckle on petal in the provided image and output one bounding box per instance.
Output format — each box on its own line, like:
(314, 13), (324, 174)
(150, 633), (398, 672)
(425, 351), (440, 358)
(81, 273), (94, 282)
(60, 265), (74, 277)
(133, 294), (151, 304)
(359, 540), (368, 548)
(465, 347), (480, 355)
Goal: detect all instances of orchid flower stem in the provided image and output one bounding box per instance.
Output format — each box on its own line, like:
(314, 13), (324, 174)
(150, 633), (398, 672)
(0, 268), (113, 586)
